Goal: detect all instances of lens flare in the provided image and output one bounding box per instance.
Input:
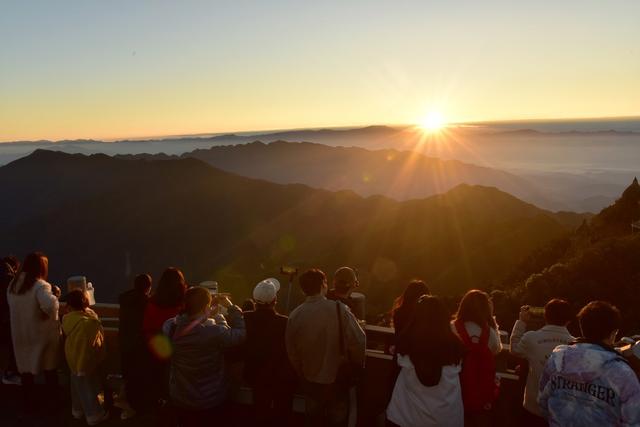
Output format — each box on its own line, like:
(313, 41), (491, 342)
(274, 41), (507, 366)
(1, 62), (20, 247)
(149, 334), (173, 360)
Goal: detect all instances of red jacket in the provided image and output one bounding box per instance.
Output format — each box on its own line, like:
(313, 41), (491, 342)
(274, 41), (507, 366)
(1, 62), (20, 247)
(143, 300), (181, 341)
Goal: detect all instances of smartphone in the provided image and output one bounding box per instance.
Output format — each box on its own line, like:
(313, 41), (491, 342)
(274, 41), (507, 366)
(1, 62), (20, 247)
(281, 266), (298, 275)
(212, 292), (231, 300)
(529, 306), (545, 317)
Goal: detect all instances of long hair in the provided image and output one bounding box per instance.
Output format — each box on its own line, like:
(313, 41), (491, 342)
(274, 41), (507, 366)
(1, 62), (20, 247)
(392, 280), (430, 331)
(9, 252), (49, 295)
(397, 296), (465, 386)
(153, 267), (187, 308)
(455, 289), (497, 329)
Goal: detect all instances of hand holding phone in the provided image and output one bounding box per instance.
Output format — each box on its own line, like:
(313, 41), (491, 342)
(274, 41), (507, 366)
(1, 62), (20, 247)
(528, 306), (545, 317)
(213, 295), (232, 309)
(52, 285), (62, 298)
(519, 305), (532, 322)
(281, 266), (298, 276)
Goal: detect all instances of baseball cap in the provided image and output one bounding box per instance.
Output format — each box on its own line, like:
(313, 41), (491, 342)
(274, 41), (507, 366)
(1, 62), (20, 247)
(253, 278), (281, 304)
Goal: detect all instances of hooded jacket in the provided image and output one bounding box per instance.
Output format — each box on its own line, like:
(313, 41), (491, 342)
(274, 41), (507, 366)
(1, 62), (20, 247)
(62, 308), (105, 375)
(539, 342), (640, 427)
(162, 305), (245, 409)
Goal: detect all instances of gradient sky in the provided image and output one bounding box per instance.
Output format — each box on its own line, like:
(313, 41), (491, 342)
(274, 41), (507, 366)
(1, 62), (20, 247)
(1, 0), (639, 141)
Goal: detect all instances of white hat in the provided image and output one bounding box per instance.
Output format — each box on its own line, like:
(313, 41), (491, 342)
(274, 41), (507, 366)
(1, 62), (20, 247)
(253, 278), (280, 304)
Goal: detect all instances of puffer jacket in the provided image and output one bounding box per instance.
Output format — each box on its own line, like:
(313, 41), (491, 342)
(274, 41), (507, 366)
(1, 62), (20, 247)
(539, 342), (640, 427)
(162, 305), (245, 409)
(62, 308), (105, 374)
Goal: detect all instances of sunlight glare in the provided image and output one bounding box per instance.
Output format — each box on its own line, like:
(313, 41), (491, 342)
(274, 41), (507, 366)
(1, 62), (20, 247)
(420, 111), (447, 133)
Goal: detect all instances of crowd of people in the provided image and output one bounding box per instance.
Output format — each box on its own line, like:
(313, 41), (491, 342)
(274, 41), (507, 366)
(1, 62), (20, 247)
(1, 251), (640, 427)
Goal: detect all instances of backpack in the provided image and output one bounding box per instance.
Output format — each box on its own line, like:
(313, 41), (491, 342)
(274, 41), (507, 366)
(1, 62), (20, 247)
(454, 319), (499, 412)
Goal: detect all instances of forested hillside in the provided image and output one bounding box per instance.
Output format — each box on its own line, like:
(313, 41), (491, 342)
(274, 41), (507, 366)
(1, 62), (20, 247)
(0, 150), (585, 316)
(503, 178), (640, 332)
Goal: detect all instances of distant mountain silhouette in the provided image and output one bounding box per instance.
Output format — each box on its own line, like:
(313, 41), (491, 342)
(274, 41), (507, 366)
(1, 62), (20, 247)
(504, 178), (640, 332)
(0, 150), (586, 316)
(486, 129), (640, 137)
(119, 141), (564, 211)
(3, 124), (638, 213)
(5, 124), (637, 147)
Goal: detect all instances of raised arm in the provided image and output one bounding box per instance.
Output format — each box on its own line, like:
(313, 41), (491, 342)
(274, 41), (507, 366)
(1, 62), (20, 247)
(510, 321), (531, 357)
(488, 326), (503, 355)
(510, 306), (533, 357)
(35, 281), (59, 321)
(217, 304), (246, 348)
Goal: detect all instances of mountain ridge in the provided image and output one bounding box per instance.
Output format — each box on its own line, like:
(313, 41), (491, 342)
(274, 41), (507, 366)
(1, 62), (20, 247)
(3, 123), (640, 146)
(117, 140), (573, 212)
(0, 150), (586, 316)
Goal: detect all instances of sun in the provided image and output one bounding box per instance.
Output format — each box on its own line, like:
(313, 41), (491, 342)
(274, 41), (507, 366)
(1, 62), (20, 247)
(419, 111), (447, 133)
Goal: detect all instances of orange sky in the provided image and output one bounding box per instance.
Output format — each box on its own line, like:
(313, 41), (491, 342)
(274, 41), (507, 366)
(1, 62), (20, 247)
(1, 1), (639, 142)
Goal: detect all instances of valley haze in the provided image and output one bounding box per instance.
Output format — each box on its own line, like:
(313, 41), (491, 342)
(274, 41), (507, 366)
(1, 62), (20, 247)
(2, 118), (639, 213)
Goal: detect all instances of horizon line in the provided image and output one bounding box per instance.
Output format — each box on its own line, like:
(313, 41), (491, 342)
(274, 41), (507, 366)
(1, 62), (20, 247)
(2, 113), (639, 144)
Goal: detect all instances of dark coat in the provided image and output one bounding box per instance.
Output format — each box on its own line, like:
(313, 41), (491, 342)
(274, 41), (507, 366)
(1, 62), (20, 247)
(242, 305), (296, 387)
(118, 289), (148, 369)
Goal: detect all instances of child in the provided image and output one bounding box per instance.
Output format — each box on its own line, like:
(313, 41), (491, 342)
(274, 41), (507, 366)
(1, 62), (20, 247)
(62, 289), (109, 425)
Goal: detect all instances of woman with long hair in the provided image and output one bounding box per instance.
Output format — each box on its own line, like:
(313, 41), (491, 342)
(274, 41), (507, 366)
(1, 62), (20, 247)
(391, 280), (430, 339)
(140, 267), (187, 409)
(452, 290), (502, 427)
(7, 252), (62, 412)
(387, 280), (431, 405)
(387, 296), (466, 426)
(143, 267), (187, 342)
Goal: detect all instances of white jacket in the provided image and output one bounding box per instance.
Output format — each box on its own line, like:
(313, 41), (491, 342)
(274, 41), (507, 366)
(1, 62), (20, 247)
(7, 277), (61, 374)
(510, 321), (574, 416)
(386, 354), (463, 427)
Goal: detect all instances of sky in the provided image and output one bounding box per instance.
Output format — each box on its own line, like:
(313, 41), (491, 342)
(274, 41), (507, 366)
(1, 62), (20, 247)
(1, 0), (639, 142)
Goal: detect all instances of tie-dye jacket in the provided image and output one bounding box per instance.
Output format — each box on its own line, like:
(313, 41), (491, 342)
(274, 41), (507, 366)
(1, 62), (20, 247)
(538, 342), (640, 427)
